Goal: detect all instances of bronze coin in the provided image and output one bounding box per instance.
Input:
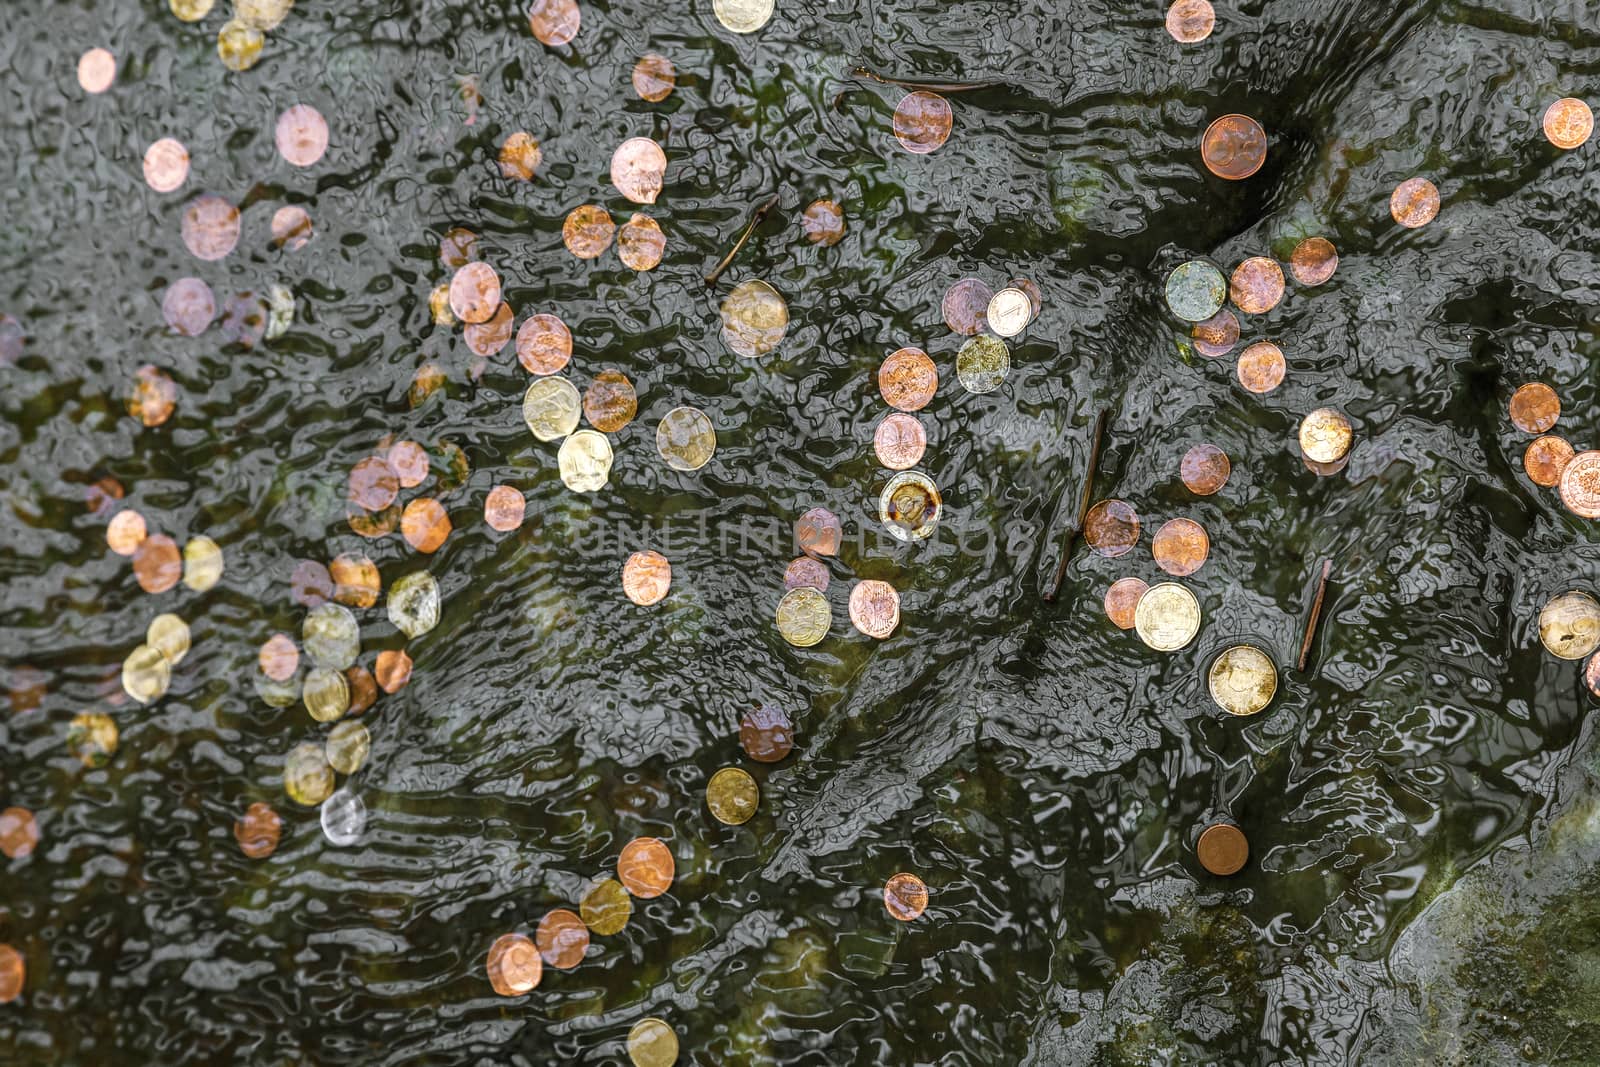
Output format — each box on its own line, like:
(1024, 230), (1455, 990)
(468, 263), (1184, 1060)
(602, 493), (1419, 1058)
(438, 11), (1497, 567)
(1543, 97), (1593, 150)
(182, 193), (240, 261)
(290, 559), (333, 607)
(1524, 435), (1575, 488)
(1509, 382), (1560, 434)
(1586, 652), (1600, 698)
(486, 933), (542, 996)
(0, 806), (39, 859)
(563, 204), (616, 259)
(893, 90), (952, 154)
(1390, 177), (1440, 228)
(270, 206), (312, 250)
(448, 262), (501, 324)
(1083, 499), (1139, 558)
(611, 138), (667, 205)
(348, 455), (399, 512)
(536, 908), (589, 969)
(1165, 0), (1214, 42)
(498, 131), (541, 180)
(330, 553), (380, 608)
(439, 228), (477, 268)
(259, 633), (298, 681)
(632, 53), (676, 102)
(1191, 309), (1239, 358)
(584, 370), (638, 431)
(1151, 517), (1209, 576)
(107, 509), (147, 556)
(1229, 257), (1284, 314)
(1201, 114), (1266, 180)
(802, 200), (845, 246)
(874, 413), (927, 470)
(234, 802), (282, 859)
(848, 580), (901, 639)
(484, 485), (525, 532)
(622, 550), (672, 606)
(1559, 450), (1600, 518)
(527, 0), (579, 45)
(783, 556), (829, 593)
(516, 313), (573, 376)
(464, 302), (514, 357)
(740, 704), (794, 762)
(345, 664), (378, 714)
(375, 649), (412, 693)
(388, 440), (429, 487)
(1103, 577), (1148, 630)
(133, 534), (182, 594)
(0, 943), (23, 1004)
(617, 837), (675, 898)
(1180, 442), (1230, 495)
(1289, 237), (1338, 286)
(163, 277), (214, 336)
(129, 364), (178, 427)
(617, 214), (665, 271)
(275, 104), (329, 168)
(884, 872), (928, 921)
(796, 507), (843, 557)
(941, 278), (992, 336)
(878, 347), (938, 411)
(1236, 341), (1285, 394)
(1196, 823), (1248, 876)
(401, 497), (451, 553)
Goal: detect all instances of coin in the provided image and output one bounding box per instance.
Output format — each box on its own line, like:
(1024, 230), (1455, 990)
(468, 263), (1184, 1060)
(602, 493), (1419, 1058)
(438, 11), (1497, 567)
(401, 497), (451, 553)
(0, 807), (39, 859)
(1191, 309), (1239, 357)
(326, 720), (371, 774)
(558, 430), (614, 492)
(275, 104), (329, 168)
(784, 556), (829, 592)
(1165, 260), (1226, 322)
(320, 789), (366, 846)
(1298, 408), (1353, 464)
(0, 944), (22, 1005)
(448, 262), (501, 324)
(1083, 499), (1139, 557)
(563, 204), (615, 259)
(740, 704), (794, 762)
(1543, 97), (1593, 150)
(849, 580), (901, 639)
(216, 20), (264, 72)
(234, 802), (281, 859)
(1289, 237), (1338, 286)
(706, 767), (759, 825)
(144, 138), (189, 193)
(284, 742), (334, 806)
(1201, 114), (1267, 180)
(483, 486), (525, 533)
(884, 872), (928, 921)
(147, 613), (190, 666)
(303, 666), (351, 722)
(617, 837), (675, 898)
(516, 313), (572, 375)
(527, 0), (579, 45)
(617, 214), (665, 271)
(632, 54), (676, 102)
(1560, 451), (1600, 518)
(776, 587), (830, 647)
(498, 131), (541, 180)
(487, 933), (541, 996)
(1524, 435), (1575, 487)
(611, 137), (666, 204)
(122, 643), (172, 704)
(1208, 645), (1277, 715)
(78, 47), (116, 93)
(108, 509), (147, 555)
(956, 335), (1010, 393)
(878, 347), (938, 411)
(128, 364), (177, 427)
(893, 91), (952, 154)
(463, 302), (513, 357)
(1152, 517), (1209, 577)
(387, 571), (440, 638)
(1103, 577), (1148, 630)
(1196, 823), (1248, 875)
(796, 507), (842, 557)
(879, 471), (941, 541)
(628, 1017), (679, 1067)
(1237, 341), (1286, 394)
(536, 909), (589, 969)
(1538, 590), (1600, 659)
(720, 280), (788, 357)
(802, 199), (845, 246)
(1229, 257), (1284, 314)
(874, 413), (927, 470)
(942, 278), (992, 335)
(67, 712), (118, 767)
(986, 287), (1033, 337)
(584, 369), (638, 432)
(623, 550), (672, 606)
(1133, 582), (1201, 652)
(1180, 442), (1230, 495)
(260, 634), (299, 681)
(375, 649), (412, 693)
(1509, 382), (1560, 434)
(580, 878), (632, 935)
(1390, 177), (1440, 228)
(656, 406), (716, 471)
(713, 0), (773, 32)
(522, 376), (582, 441)
(1165, 0), (1214, 41)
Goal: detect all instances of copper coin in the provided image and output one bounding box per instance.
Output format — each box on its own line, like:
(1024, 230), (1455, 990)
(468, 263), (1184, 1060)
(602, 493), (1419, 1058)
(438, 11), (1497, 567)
(86, 477), (124, 518)
(234, 802), (282, 859)
(129, 364), (178, 427)
(144, 137), (190, 193)
(802, 200), (845, 246)
(516, 313), (573, 375)
(0, 807), (39, 859)
(348, 455), (399, 512)
(1229, 257), (1284, 314)
(487, 933), (542, 996)
(1390, 177), (1440, 228)
(1196, 823), (1248, 876)
(388, 440), (429, 487)
(0, 944), (23, 1004)
(1559, 450), (1600, 518)
(874, 413), (927, 470)
(1289, 237), (1338, 286)
(484, 484), (525, 532)
(375, 649), (412, 693)
(219, 290), (269, 349)
(740, 704), (794, 762)
(622, 550), (672, 606)
(107, 509), (148, 555)
(1237, 341), (1286, 394)
(133, 534), (182, 593)
(617, 836), (674, 898)
(1165, 0), (1214, 42)
(449, 262), (501, 324)
(611, 138), (666, 205)
(1180, 442), (1231, 495)
(942, 277), (992, 336)
(1299, 408), (1353, 463)
(536, 909), (590, 969)
(330, 553), (380, 608)
(632, 53), (676, 102)
(849, 580), (901, 639)
(275, 104), (329, 168)
(1524, 435), (1575, 488)
(1509, 382), (1560, 434)
(439, 228), (477, 268)
(345, 664), (378, 714)
(409, 361), (447, 405)
(1543, 97), (1593, 150)
(1083, 499), (1139, 558)
(1587, 652), (1600, 698)
(1191, 309), (1239, 358)
(464, 302), (514, 357)
(563, 205), (616, 259)
(884, 872), (928, 921)
(401, 497), (451, 553)
(893, 90), (952, 154)
(182, 194), (240, 261)
(1201, 114), (1266, 180)
(1151, 517), (1209, 576)
(617, 214), (665, 271)
(271, 206), (312, 250)
(1103, 577), (1148, 630)
(498, 131), (541, 180)
(260, 633), (299, 681)
(796, 507), (843, 557)
(784, 556), (829, 592)
(528, 0), (580, 45)
(878, 347), (938, 411)
(290, 559), (333, 607)
(78, 47), (116, 93)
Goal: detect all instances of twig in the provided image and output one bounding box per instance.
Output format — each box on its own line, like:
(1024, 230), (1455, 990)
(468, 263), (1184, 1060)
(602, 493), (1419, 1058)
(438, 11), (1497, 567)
(1297, 559), (1333, 671)
(1043, 408), (1109, 603)
(703, 192), (780, 287)
(848, 66), (1001, 94)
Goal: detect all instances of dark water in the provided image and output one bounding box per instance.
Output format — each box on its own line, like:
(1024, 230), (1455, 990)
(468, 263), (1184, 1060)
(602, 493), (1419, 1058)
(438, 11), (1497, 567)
(6, 0), (1600, 1063)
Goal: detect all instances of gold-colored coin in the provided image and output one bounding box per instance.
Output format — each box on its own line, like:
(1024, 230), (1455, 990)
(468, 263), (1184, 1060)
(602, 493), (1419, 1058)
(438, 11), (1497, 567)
(169, 0), (214, 21)
(303, 666), (351, 722)
(182, 535), (224, 591)
(558, 430), (613, 492)
(1133, 582), (1200, 652)
(326, 720), (371, 774)
(627, 1017), (680, 1067)
(1538, 590), (1600, 660)
(720, 280), (788, 357)
(1208, 645), (1277, 716)
(284, 741), (334, 806)
(656, 406), (716, 471)
(146, 613), (191, 666)
(706, 767), (759, 825)
(522, 377), (582, 441)
(879, 471), (941, 542)
(122, 643), (172, 704)
(1299, 407), (1353, 463)
(387, 571), (440, 638)
(216, 20), (264, 72)
(580, 878), (632, 935)
(956, 335), (1010, 393)
(776, 587), (830, 647)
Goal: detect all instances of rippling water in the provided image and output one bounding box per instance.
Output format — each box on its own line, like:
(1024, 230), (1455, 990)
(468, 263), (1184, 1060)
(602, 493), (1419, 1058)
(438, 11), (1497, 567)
(6, 0), (1600, 1063)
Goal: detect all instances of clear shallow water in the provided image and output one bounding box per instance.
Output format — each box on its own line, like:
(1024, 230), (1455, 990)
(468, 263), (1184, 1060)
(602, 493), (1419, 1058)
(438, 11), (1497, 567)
(5, 0), (1600, 1063)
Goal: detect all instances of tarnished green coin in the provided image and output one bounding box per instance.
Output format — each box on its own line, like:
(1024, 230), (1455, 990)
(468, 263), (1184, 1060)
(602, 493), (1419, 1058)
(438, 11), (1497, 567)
(879, 470), (941, 542)
(706, 767), (759, 825)
(627, 1017), (679, 1067)
(122, 643), (172, 704)
(1539, 590), (1600, 660)
(522, 376), (582, 441)
(955, 335), (1010, 393)
(388, 571), (440, 638)
(1133, 582), (1201, 652)
(284, 741), (334, 806)
(303, 602), (360, 669)
(326, 720), (371, 774)
(558, 429), (613, 492)
(580, 877), (632, 935)
(303, 666), (351, 722)
(68, 712), (119, 767)
(1208, 645), (1277, 716)
(656, 406), (716, 471)
(776, 587), (830, 647)
(1165, 260), (1227, 322)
